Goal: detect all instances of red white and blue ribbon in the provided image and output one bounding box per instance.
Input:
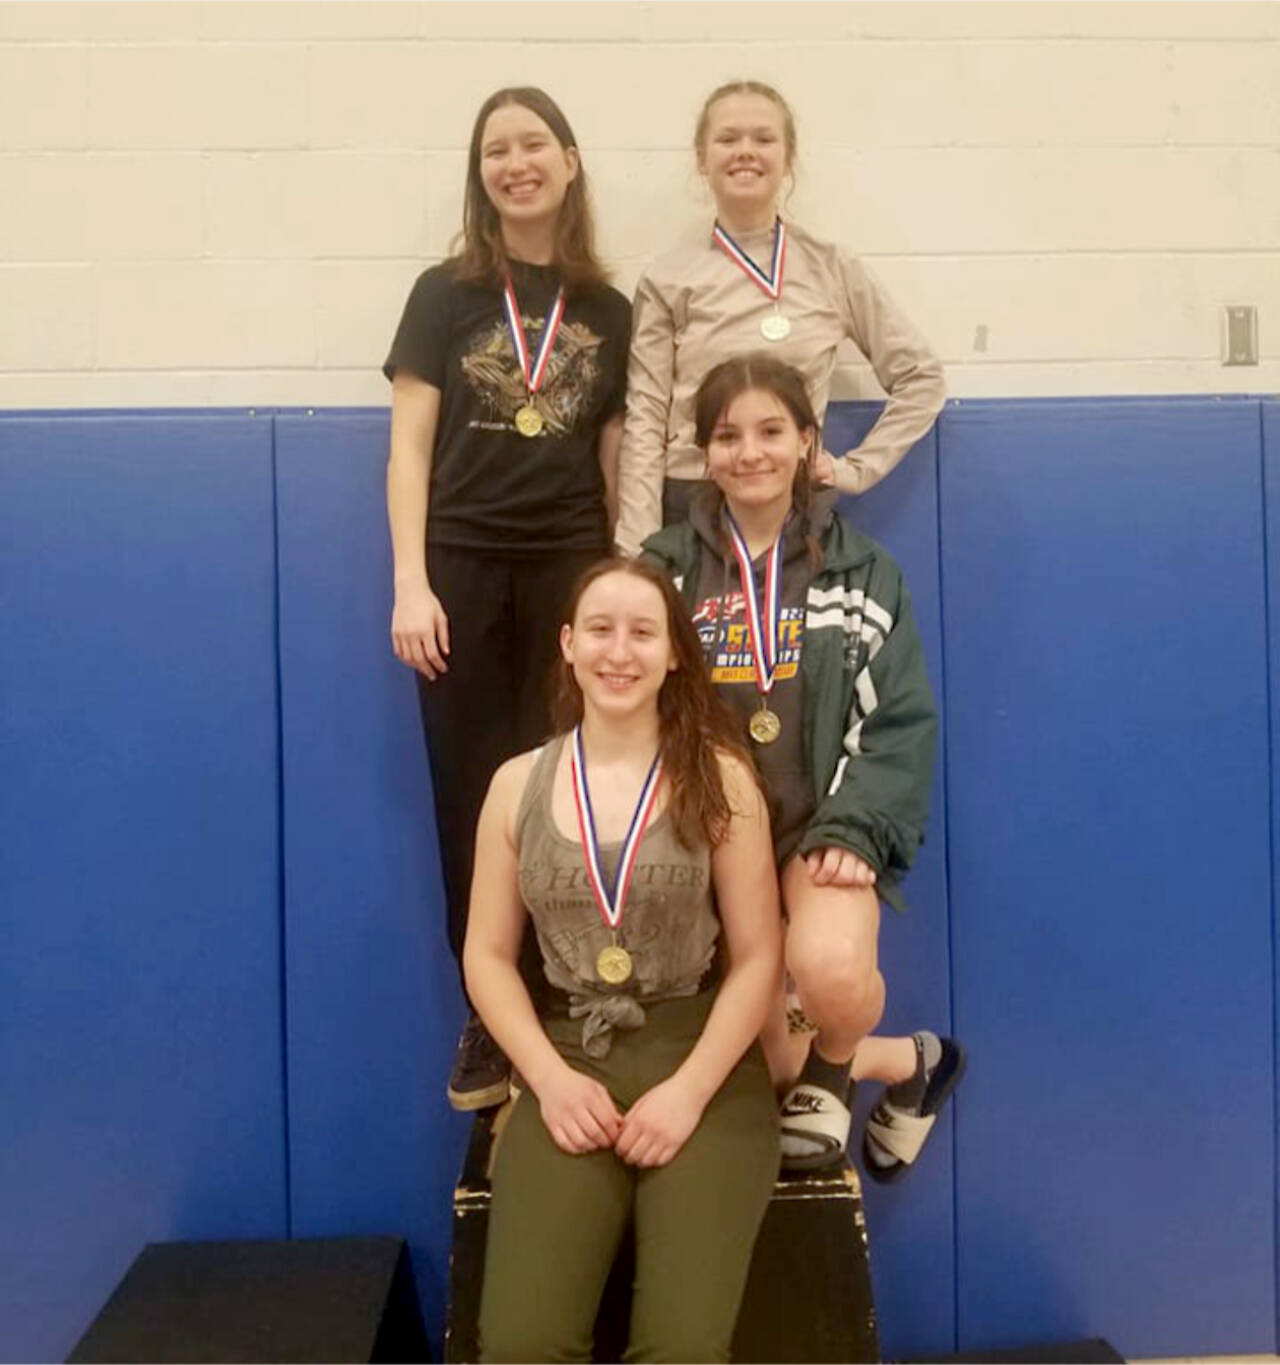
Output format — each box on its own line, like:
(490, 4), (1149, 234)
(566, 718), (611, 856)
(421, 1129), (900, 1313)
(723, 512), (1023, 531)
(725, 510), (785, 698)
(712, 217), (787, 302)
(570, 728), (663, 934)
(502, 277), (566, 396)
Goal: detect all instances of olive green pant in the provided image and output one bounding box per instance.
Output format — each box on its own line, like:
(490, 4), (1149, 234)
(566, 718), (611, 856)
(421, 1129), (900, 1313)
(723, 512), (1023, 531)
(479, 992), (781, 1364)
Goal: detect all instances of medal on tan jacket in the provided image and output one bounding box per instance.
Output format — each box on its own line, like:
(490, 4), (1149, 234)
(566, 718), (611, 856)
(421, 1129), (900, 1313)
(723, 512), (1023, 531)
(712, 217), (791, 341)
(570, 728), (664, 984)
(501, 275), (566, 437)
(726, 509), (786, 745)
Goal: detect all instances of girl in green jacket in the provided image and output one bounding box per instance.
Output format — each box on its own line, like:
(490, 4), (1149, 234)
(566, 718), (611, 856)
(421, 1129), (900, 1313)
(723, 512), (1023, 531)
(643, 353), (965, 1176)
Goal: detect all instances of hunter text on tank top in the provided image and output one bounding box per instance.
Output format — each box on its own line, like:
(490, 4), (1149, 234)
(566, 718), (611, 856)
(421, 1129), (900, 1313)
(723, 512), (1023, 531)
(516, 735), (720, 1058)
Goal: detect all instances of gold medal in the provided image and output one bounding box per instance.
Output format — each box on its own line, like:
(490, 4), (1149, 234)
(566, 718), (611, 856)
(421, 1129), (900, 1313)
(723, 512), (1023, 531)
(596, 943), (634, 985)
(572, 730), (663, 991)
(502, 276), (564, 439)
(760, 312), (791, 342)
(514, 403), (544, 438)
(748, 706), (782, 745)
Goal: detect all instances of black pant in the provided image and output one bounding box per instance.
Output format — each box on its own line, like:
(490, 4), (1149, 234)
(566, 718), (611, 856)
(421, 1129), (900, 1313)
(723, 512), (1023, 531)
(417, 544), (605, 976)
(662, 476), (711, 529)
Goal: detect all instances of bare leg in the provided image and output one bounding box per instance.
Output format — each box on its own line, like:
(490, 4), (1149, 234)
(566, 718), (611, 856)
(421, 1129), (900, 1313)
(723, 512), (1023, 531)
(759, 984), (811, 1092)
(851, 1034), (919, 1085)
(780, 856), (923, 1085)
(780, 856), (885, 1068)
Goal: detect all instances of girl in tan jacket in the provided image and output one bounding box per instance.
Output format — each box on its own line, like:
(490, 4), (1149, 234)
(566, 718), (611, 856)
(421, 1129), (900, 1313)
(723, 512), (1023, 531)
(615, 79), (946, 557)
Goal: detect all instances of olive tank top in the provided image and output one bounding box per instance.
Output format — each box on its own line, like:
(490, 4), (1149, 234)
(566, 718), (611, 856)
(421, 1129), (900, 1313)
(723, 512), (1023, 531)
(515, 735), (720, 1057)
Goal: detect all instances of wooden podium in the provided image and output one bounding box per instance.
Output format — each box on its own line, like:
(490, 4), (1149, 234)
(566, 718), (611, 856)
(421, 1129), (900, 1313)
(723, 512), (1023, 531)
(445, 1107), (878, 1363)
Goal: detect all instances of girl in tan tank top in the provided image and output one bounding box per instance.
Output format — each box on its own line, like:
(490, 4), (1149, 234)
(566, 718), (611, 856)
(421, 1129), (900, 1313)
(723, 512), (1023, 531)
(464, 557), (783, 1361)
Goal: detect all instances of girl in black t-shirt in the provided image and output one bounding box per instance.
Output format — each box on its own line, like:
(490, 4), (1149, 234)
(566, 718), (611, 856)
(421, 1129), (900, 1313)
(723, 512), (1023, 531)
(384, 87), (631, 1112)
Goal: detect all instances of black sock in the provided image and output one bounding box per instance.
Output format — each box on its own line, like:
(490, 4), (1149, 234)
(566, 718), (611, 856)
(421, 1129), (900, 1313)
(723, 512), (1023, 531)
(886, 1031), (942, 1110)
(799, 1044), (854, 1103)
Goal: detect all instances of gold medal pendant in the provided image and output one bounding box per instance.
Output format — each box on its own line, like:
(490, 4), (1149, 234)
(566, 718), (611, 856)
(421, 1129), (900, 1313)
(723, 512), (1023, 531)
(572, 730), (664, 994)
(596, 943), (634, 985)
(748, 706), (782, 745)
(760, 312), (791, 342)
(503, 278), (564, 440)
(514, 403), (544, 438)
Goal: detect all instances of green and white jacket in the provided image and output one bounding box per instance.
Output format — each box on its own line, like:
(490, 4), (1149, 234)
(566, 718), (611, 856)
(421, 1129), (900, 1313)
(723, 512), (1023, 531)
(643, 502), (938, 910)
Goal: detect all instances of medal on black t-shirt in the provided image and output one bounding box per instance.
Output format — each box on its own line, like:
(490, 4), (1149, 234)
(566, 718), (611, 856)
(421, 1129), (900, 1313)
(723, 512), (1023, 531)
(712, 217), (791, 342)
(570, 727), (663, 985)
(501, 274), (566, 438)
(725, 509), (787, 745)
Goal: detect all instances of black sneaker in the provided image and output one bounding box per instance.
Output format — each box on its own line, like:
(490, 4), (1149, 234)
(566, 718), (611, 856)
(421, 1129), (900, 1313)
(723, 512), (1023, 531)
(446, 1013), (511, 1111)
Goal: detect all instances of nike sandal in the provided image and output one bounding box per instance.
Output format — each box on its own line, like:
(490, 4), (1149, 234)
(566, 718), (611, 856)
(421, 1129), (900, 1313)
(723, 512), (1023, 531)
(780, 1080), (853, 1171)
(862, 1034), (966, 1185)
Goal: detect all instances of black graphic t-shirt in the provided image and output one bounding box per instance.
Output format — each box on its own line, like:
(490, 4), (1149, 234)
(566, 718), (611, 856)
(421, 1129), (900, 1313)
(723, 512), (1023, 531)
(384, 260), (630, 554)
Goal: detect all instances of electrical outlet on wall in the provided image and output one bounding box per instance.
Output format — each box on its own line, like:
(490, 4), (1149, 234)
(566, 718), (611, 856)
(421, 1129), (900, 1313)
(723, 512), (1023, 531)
(1221, 306), (1258, 366)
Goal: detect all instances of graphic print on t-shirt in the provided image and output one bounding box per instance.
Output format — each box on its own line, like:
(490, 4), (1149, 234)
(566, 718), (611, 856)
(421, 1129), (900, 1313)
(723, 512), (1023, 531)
(691, 591), (805, 683)
(460, 314), (605, 437)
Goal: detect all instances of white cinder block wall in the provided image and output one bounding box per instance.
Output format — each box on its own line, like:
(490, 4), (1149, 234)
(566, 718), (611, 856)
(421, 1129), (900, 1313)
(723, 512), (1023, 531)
(2, 0), (1277, 408)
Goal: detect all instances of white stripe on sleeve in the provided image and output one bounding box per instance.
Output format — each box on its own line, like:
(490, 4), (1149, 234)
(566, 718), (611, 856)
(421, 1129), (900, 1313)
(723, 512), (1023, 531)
(855, 668), (878, 718)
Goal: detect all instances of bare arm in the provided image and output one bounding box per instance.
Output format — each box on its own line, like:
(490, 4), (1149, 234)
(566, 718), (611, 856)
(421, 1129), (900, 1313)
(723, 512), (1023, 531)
(464, 755), (623, 1154)
(597, 413), (623, 540)
(616, 754), (782, 1166)
(386, 373), (451, 678)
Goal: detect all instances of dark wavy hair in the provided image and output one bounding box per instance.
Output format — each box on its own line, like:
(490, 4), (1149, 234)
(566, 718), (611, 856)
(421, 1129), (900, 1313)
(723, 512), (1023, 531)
(693, 353), (822, 562)
(551, 558), (756, 851)
(452, 87), (608, 294)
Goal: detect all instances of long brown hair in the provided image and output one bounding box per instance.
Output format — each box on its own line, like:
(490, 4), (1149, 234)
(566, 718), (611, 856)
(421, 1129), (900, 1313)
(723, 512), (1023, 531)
(551, 558), (756, 851)
(694, 353), (822, 558)
(452, 87), (608, 294)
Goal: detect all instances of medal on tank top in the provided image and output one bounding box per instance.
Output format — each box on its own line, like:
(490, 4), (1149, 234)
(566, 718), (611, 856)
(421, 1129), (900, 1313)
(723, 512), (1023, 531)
(725, 509), (786, 745)
(570, 727), (664, 985)
(501, 275), (566, 437)
(712, 217), (792, 342)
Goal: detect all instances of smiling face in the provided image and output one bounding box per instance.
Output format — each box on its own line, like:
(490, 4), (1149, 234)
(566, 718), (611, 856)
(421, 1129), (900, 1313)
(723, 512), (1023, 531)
(697, 91), (791, 223)
(704, 387), (814, 519)
(560, 571), (677, 719)
(478, 101), (579, 231)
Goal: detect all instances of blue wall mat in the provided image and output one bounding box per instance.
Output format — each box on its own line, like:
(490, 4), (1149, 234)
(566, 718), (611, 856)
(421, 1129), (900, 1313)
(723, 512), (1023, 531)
(274, 412), (467, 1349)
(0, 415), (286, 1364)
(1264, 398), (1280, 1357)
(826, 405), (956, 1358)
(940, 399), (1274, 1357)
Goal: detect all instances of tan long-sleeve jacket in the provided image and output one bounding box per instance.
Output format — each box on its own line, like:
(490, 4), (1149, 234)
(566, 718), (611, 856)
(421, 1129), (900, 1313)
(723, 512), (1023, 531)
(615, 220), (946, 556)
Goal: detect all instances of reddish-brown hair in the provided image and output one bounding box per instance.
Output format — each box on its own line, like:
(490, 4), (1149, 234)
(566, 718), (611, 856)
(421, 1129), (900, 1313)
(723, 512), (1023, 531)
(694, 353), (822, 561)
(551, 557), (756, 850)
(452, 87), (608, 294)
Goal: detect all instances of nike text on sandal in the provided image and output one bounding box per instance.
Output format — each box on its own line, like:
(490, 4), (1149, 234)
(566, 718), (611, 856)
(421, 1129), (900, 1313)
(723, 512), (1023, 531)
(862, 1034), (966, 1184)
(779, 1081), (853, 1171)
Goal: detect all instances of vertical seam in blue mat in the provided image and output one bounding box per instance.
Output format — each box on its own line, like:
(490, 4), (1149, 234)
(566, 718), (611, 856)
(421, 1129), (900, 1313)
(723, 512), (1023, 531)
(269, 414), (294, 1239)
(1261, 401), (1279, 1354)
(934, 415), (961, 1354)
